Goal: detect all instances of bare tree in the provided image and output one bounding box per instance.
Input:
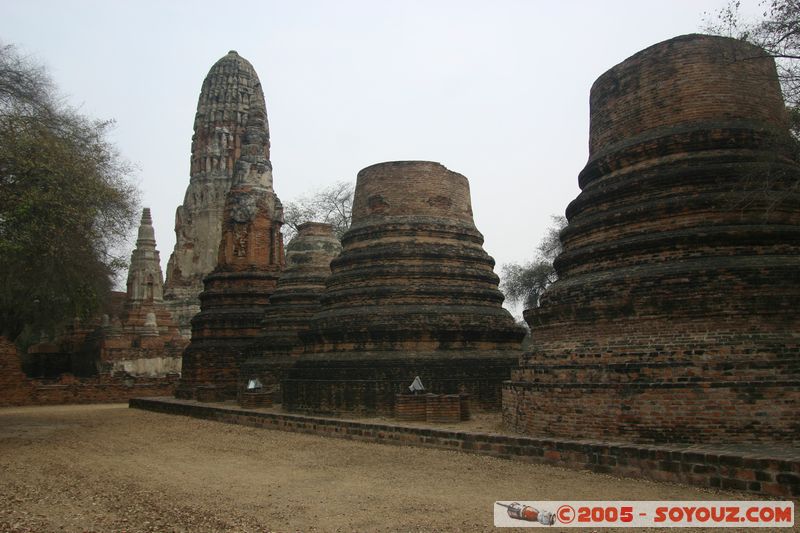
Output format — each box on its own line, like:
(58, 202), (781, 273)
(704, 2), (800, 210)
(282, 181), (354, 243)
(500, 215), (567, 312)
(705, 0), (800, 116)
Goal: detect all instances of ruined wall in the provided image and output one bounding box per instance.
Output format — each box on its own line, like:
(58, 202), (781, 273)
(284, 161), (524, 415)
(503, 34), (800, 445)
(1, 337), (178, 407)
(164, 51), (270, 336)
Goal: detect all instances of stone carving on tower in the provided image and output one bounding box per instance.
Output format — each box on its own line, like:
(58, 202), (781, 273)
(163, 51), (270, 336)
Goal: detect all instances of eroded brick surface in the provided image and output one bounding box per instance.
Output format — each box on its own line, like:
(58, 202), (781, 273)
(163, 51), (270, 336)
(242, 222), (341, 401)
(284, 161), (525, 415)
(0, 338), (178, 406)
(176, 88), (284, 401)
(504, 34), (800, 445)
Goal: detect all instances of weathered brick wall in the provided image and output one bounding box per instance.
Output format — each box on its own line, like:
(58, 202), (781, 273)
(587, 35), (786, 159)
(395, 393), (469, 423)
(1, 337), (177, 407)
(504, 34), (800, 445)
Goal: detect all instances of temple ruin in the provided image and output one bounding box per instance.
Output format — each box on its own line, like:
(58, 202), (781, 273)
(163, 51), (269, 337)
(176, 84), (285, 401)
(503, 34), (800, 445)
(283, 161), (525, 415)
(242, 222), (341, 402)
(22, 208), (185, 388)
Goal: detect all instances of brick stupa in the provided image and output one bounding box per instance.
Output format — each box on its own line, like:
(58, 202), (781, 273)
(283, 161), (525, 415)
(503, 35), (800, 445)
(241, 222), (342, 401)
(176, 90), (285, 400)
(164, 51), (269, 336)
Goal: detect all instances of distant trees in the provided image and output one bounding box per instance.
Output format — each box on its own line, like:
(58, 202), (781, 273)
(0, 43), (139, 343)
(500, 215), (567, 311)
(282, 181), (354, 243)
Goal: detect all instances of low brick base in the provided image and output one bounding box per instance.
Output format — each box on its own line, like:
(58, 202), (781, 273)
(395, 393), (470, 423)
(130, 397), (800, 498)
(239, 391), (273, 409)
(195, 386), (225, 403)
(283, 356), (515, 416)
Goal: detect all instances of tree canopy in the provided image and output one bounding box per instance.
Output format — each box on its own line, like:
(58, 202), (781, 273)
(500, 215), (567, 312)
(0, 43), (139, 342)
(282, 180), (353, 243)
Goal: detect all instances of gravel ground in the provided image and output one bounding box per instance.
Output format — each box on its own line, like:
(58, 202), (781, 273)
(0, 404), (786, 532)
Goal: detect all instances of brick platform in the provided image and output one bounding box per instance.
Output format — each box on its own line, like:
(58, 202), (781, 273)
(130, 396), (800, 498)
(395, 393), (469, 423)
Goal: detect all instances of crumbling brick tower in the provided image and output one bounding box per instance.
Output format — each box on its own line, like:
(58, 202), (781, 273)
(176, 95), (284, 400)
(283, 161), (525, 416)
(503, 34), (800, 445)
(164, 51), (269, 337)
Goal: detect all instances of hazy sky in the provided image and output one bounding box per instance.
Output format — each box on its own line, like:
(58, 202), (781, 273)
(1, 0), (764, 313)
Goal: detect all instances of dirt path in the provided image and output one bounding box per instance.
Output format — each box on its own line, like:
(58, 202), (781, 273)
(0, 404), (784, 532)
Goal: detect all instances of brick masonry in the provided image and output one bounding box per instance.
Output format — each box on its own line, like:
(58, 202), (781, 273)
(176, 87), (284, 401)
(283, 161), (525, 416)
(163, 51), (271, 336)
(504, 34), (800, 445)
(1, 338), (177, 406)
(130, 397), (800, 499)
(242, 222), (341, 402)
(395, 393), (470, 423)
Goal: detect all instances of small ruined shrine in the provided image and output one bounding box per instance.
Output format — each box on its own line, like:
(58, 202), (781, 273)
(176, 82), (285, 401)
(163, 51), (268, 337)
(241, 222), (342, 401)
(283, 161), (525, 415)
(93, 208), (186, 375)
(27, 208), (186, 377)
(503, 34), (800, 445)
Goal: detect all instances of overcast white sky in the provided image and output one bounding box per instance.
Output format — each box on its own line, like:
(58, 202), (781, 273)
(1, 0), (764, 311)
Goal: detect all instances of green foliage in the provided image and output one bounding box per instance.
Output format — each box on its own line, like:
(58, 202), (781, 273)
(500, 215), (567, 311)
(282, 180), (354, 243)
(0, 43), (139, 341)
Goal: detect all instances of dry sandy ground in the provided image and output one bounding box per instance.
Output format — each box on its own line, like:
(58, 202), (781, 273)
(0, 404), (789, 532)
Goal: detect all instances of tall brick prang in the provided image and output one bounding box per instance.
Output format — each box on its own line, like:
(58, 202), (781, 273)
(163, 51), (270, 336)
(503, 34), (800, 445)
(176, 90), (284, 400)
(283, 161), (525, 415)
